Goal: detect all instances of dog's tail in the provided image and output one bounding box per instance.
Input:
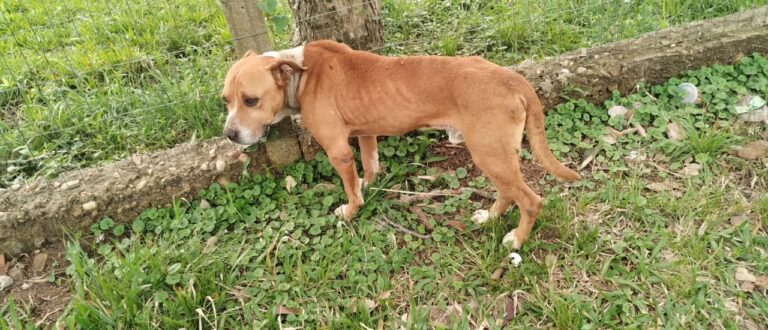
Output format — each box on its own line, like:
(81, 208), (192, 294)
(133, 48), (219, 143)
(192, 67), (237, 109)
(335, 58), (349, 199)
(522, 93), (581, 182)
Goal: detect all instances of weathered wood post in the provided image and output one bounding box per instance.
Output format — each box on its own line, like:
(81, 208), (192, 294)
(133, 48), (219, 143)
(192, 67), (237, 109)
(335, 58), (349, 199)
(220, 0), (302, 166)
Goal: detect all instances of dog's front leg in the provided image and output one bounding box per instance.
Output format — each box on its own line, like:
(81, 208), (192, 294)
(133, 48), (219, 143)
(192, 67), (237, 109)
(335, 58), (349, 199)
(325, 142), (364, 220)
(357, 136), (379, 186)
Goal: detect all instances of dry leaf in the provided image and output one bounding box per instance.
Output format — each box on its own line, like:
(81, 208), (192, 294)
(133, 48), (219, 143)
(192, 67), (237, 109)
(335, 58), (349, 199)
(735, 267), (757, 282)
(202, 236), (218, 254)
(730, 214), (749, 226)
(275, 305), (298, 315)
(608, 105), (628, 118)
(416, 175), (438, 181)
(680, 163), (701, 177)
(579, 145), (603, 170)
(364, 298), (378, 310)
(756, 276), (768, 290)
(446, 220), (466, 232)
(737, 141), (768, 160)
(666, 122), (684, 141)
(490, 267), (505, 281)
(741, 281), (756, 292)
(378, 290), (392, 300)
(285, 175), (297, 192)
(410, 207), (433, 231)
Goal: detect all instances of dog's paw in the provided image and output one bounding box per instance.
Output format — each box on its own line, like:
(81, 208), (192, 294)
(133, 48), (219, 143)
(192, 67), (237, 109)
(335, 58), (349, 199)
(471, 209), (493, 224)
(502, 229), (523, 250)
(334, 204), (349, 218)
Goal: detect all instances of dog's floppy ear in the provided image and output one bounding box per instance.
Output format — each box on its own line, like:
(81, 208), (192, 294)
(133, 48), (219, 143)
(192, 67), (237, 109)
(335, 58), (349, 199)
(241, 50), (259, 58)
(267, 60), (307, 87)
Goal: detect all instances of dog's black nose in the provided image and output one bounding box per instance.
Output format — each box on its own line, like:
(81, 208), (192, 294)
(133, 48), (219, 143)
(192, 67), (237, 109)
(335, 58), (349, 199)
(224, 129), (239, 142)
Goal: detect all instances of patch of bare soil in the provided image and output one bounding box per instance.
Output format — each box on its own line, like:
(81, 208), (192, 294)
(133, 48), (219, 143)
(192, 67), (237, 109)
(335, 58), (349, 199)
(429, 140), (548, 193)
(1, 239), (71, 328)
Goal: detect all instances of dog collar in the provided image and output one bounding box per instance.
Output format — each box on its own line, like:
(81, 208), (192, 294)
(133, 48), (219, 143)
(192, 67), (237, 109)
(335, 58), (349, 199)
(285, 69), (302, 110)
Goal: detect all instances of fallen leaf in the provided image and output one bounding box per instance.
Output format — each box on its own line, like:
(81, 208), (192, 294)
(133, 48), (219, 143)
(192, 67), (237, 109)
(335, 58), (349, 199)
(490, 267), (505, 281)
(502, 295), (519, 326)
(202, 236), (218, 254)
(275, 305), (298, 315)
(608, 105), (628, 118)
(378, 290), (392, 300)
(737, 141), (768, 160)
(416, 175), (438, 181)
(756, 276), (768, 290)
(285, 175), (297, 192)
(680, 163), (701, 177)
(579, 145), (603, 170)
(446, 220), (466, 232)
(364, 298), (378, 310)
(730, 214), (749, 226)
(410, 207), (433, 231)
(735, 267), (757, 282)
(741, 281), (755, 292)
(666, 122), (684, 141)
(0, 254), (6, 275)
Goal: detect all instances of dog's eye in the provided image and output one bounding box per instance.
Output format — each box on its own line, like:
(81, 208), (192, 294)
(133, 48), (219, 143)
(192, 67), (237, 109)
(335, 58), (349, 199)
(244, 97), (258, 107)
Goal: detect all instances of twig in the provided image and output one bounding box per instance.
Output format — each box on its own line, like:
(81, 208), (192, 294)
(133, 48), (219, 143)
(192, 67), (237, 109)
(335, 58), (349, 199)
(650, 161), (684, 178)
(378, 215), (430, 240)
(34, 307), (62, 328)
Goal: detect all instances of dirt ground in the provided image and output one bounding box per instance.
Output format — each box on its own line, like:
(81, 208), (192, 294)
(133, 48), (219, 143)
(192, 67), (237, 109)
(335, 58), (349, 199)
(1, 240), (71, 328)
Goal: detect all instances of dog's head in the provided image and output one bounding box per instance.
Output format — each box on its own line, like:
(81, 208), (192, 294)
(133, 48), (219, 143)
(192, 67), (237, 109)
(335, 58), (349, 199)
(221, 51), (304, 145)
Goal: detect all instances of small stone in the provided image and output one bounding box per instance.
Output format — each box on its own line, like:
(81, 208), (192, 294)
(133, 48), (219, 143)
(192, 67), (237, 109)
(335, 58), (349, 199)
(539, 80), (554, 94)
(200, 199), (211, 209)
(8, 267), (24, 282)
(132, 154), (142, 167)
(200, 162), (210, 171)
(83, 201), (97, 211)
(31, 253), (48, 273)
(60, 179), (80, 191)
(737, 141), (767, 160)
(576, 66), (588, 74)
(21, 282), (31, 290)
(0, 275), (13, 291)
(136, 179), (148, 190)
(209, 148), (217, 159)
(215, 159), (226, 172)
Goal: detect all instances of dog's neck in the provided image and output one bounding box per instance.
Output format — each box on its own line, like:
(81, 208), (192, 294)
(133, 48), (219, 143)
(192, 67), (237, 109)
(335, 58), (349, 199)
(263, 46), (304, 111)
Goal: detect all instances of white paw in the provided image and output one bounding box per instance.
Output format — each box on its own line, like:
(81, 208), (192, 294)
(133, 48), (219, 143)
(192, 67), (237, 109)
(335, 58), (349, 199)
(502, 229), (522, 250)
(334, 204), (348, 218)
(472, 209), (493, 224)
(508, 252), (522, 267)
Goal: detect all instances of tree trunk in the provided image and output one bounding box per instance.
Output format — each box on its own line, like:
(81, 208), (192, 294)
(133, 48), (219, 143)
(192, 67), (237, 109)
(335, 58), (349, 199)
(288, 0), (383, 51)
(2, 6), (767, 256)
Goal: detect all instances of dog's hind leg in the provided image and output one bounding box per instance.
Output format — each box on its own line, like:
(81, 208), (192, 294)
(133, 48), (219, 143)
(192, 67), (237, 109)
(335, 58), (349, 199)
(463, 112), (543, 250)
(357, 136), (380, 186)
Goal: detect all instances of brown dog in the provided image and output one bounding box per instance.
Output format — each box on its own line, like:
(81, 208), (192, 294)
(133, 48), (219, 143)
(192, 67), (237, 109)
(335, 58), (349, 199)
(221, 40), (580, 249)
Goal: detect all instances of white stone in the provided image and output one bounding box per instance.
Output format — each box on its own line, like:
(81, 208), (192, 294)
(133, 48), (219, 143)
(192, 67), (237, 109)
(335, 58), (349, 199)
(0, 275), (13, 291)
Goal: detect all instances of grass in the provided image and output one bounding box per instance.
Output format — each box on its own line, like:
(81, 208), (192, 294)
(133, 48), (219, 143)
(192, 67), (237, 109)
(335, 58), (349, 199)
(2, 0), (768, 187)
(4, 51), (768, 329)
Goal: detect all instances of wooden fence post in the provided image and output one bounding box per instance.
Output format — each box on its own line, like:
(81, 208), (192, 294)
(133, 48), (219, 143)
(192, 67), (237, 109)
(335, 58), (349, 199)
(219, 0), (302, 167)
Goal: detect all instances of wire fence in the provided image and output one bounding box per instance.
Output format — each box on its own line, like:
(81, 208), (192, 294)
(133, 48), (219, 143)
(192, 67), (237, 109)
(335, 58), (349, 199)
(1, 0), (767, 189)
